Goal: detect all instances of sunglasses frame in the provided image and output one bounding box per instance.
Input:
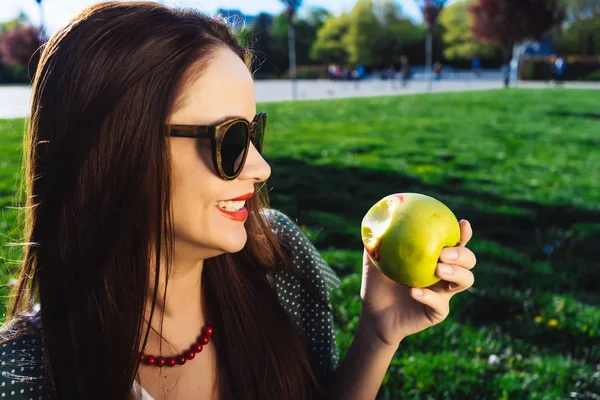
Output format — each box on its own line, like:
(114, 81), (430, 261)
(168, 112), (266, 181)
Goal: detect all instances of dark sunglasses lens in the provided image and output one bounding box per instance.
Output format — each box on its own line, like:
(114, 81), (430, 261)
(221, 122), (249, 177)
(253, 115), (265, 153)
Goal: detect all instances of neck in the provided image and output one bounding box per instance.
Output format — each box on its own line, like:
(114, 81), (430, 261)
(144, 239), (216, 348)
(140, 239), (219, 354)
(147, 241), (206, 319)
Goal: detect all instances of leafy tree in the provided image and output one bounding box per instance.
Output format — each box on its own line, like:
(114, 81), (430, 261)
(377, 1), (424, 67)
(560, 0), (600, 20)
(469, 0), (565, 87)
(249, 7), (333, 76)
(310, 13), (351, 64)
(554, 16), (600, 55)
(343, 0), (385, 66)
(0, 25), (43, 68)
(271, 9), (328, 66)
(247, 13), (290, 77)
(0, 12), (29, 34)
(311, 0), (427, 67)
(438, 0), (499, 61)
(377, 0), (403, 25)
(304, 7), (332, 29)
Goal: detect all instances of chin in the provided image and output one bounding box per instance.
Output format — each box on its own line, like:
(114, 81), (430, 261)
(218, 229), (248, 255)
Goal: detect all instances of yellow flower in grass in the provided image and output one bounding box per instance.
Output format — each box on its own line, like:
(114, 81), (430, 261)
(534, 316), (544, 324)
(476, 347), (482, 353)
(547, 319), (559, 328)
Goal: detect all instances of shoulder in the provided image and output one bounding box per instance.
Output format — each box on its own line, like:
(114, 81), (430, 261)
(261, 208), (300, 239)
(0, 330), (46, 399)
(262, 208), (341, 374)
(262, 208), (340, 295)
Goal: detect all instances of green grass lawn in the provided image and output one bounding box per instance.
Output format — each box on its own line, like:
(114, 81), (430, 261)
(1, 88), (599, 398)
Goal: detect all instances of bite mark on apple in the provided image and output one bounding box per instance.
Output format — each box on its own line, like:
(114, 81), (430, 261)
(366, 238), (382, 262)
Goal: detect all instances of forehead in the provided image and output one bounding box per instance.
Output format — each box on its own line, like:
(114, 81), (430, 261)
(169, 46), (255, 125)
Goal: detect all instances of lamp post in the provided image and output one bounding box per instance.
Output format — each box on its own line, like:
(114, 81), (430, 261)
(34, 0), (45, 42)
(280, 0), (302, 100)
(415, 0), (446, 91)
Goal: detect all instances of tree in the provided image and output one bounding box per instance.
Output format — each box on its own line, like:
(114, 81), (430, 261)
(469, 0), (564, 87)
(0, 25), (43, 68)
(0, 12), (29, 34)
(343, 0), (385, 66)
(305, 7), (332, 29)
(554, 16), (600, 55)
(248, 13), (283, 76)
(311, 1), (425, 67)
(438, 0), (499, 62)
(271, 9), (329, 66)
(376, 1), (424, 67)
(560, 0), (600, 20)
(415, 0), (448, 90)
(310, 14), (351, 64)
(280, 0), (302, 99)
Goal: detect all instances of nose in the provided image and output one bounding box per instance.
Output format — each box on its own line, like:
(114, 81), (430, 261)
(238, 142), (271, 183)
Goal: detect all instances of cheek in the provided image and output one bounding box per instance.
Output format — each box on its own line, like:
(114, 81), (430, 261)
(170, 144), (218, 235)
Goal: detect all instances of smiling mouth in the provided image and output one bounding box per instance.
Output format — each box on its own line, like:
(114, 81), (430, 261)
(213, 192), (253, 222)
(214, 200), (246, 212)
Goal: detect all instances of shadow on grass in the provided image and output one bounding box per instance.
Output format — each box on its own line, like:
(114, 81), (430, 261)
(268, 158), (599, 283)
(267, 157), (600, 363)
(547, 111), (600, 120)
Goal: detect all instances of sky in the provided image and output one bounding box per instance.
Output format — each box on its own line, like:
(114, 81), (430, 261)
(0, 0), (429, 34)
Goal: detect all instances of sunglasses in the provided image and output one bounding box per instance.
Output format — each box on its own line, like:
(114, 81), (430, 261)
(168, 112), (266, 181)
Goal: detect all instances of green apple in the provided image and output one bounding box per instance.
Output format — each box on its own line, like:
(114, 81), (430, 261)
(361, 193), (461, 288)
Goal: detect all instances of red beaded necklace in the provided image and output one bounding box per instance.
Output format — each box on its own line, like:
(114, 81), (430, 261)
(140, 325), (214, 367)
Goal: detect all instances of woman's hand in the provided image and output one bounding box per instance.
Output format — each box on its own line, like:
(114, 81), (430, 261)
(359, 219), (477, 348)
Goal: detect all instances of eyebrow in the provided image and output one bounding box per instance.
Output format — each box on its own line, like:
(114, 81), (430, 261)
(194, 114), (255, 127)
(169, 114), (256, 128)
(211, 115), (247, 125)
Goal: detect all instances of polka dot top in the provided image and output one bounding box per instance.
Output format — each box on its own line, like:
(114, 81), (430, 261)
(264, 209), (341, 373)
(0, 209), (341, 399)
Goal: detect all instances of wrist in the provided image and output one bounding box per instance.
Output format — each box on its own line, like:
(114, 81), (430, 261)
(357, 310), (404, 351)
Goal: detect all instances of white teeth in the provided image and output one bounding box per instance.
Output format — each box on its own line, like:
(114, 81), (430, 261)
(215, 200), (245, 212)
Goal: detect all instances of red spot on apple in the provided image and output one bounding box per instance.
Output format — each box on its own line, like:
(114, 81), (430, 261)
(394, 194), (405, 203)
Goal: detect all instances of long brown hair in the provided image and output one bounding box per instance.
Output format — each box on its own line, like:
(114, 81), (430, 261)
(4, 2), (324, 399)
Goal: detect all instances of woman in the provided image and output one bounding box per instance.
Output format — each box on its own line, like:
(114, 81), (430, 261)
(0, 2), (477, 399)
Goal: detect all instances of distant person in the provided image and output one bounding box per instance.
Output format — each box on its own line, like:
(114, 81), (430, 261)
(328, 64), (336, 80)
(471, 57), (482, 78)
(355, 64), (366, 80)
(433, 62), (444, 81)
(552, 55), (566, 85)
(0, 2), (477, 399)
(400, 56), (412, 87)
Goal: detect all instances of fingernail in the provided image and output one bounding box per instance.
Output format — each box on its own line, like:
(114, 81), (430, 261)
(439, 264), (454, 275)
(446, 249), (459, 261)
(413, 288), (424, 297)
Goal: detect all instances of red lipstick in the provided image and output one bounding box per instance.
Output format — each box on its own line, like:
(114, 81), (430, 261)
(216, 207), (248, 222)
(224, 192), (254, 201)
(215, 192), (253, 222)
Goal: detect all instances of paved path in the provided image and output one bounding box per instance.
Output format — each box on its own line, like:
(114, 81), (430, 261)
(1, 79), (599, 119)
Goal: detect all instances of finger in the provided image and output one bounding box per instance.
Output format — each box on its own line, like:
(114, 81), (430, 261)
(459, 219), (472, 247)
(435, 264), (475, 293)
(410, 287), (450, 322)
(439, 247), (477, 269)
